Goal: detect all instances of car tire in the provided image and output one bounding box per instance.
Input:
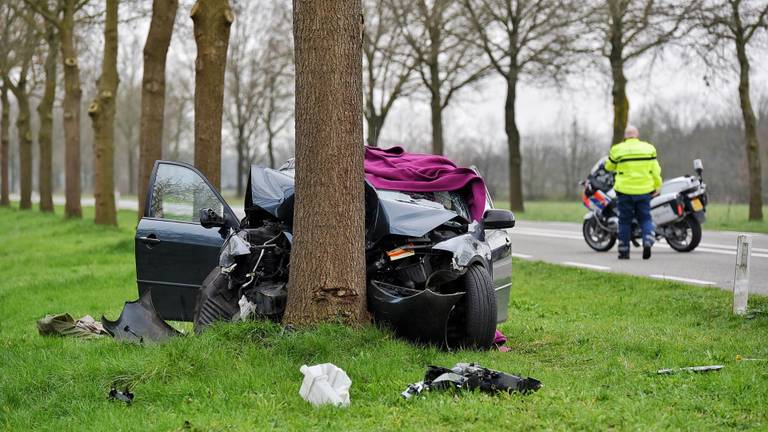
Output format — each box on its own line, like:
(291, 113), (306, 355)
(448, 264), (496, 350)
(193, 266), (239, 333)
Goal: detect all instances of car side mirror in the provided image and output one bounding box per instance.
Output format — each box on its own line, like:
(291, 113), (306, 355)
(200, 208), (226, 229)
(483, 209), (515, 229)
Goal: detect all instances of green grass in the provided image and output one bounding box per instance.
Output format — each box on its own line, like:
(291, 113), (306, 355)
(496, 200), (768, 234)
(2, 206), (768, 430)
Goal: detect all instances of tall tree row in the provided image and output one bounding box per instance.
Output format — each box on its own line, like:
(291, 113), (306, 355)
(38, 16), (59, 213)
(284, 0), (367, 325)
(696, 0), (768, 221)
(191, 0), (233, 190)
(89, 0), (118, 226)
(138, 0), (178, 219)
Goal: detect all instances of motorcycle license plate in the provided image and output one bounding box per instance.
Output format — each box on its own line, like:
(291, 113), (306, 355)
(691, 198), (703, 211)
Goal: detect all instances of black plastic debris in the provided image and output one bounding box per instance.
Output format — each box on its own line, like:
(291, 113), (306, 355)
(101, 291), (180, 343)
(657, 365), (724, 375)
(108, 386), (134, 404)
(402, 363), (542, 399)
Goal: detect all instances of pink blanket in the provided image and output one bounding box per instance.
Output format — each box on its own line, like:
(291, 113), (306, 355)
(364, 146), (487, 221)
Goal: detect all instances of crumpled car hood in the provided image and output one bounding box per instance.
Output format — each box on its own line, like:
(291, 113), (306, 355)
(245, 165), (460, 238)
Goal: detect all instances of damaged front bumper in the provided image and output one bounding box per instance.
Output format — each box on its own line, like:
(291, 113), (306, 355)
(367, 280), (464, 346)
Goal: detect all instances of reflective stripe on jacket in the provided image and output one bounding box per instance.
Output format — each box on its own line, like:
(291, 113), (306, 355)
(603, 138), (662, 195)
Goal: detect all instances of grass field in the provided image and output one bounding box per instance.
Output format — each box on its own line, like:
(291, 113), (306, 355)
(495, 200), (768, 234)
(2, 206), (768, 430)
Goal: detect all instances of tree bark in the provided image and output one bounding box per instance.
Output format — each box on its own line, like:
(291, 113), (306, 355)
(735, 36), (763, 221)
(60, 0), (82, 218)
(609, 32), (628, 147)
(139, 0), (178, 218)
(38, 22), (59, 213)
(236, 126), (245, 195)
(9, 80), (32, 210)
(89, 0), (119, 226)
(191, 0), (233, 190)
(429, 62), (444, 155)
(0, 85), (9, 207)
(284, 0), (367, 326)
(505, 74), (524, 212)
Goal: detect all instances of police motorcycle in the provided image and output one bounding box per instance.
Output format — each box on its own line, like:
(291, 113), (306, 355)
(580, 158), (708, 252)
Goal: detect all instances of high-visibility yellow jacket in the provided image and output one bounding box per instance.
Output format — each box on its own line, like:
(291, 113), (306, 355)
(604, 138), (662, 195)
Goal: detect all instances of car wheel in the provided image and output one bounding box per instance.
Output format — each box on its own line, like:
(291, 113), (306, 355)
(446, 264), (496, 350)
(193, 266), (239, 333)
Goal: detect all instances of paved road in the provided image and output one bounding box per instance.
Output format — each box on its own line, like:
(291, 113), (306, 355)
(509, 220), (768, 295)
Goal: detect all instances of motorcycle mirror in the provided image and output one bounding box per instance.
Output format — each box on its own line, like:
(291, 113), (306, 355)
(693, 159), (703, 177)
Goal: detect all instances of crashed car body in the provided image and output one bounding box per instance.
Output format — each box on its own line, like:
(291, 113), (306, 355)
(135, 156), (514, 348)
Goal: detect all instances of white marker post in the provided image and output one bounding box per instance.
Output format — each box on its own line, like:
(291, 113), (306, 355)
(733, 234), (752, 315)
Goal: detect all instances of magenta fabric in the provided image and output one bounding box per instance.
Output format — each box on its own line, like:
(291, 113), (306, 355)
(493, 329), (507, 345)
(364, 146), (487, 221)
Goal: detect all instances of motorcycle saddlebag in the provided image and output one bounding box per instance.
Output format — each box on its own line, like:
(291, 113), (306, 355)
(650, 192), (684, 225)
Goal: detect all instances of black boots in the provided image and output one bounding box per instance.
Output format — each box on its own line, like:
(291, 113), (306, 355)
(643, 245), (652, 260)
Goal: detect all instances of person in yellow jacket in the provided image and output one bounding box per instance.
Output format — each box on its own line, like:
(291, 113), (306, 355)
(604, 125), (662, 260)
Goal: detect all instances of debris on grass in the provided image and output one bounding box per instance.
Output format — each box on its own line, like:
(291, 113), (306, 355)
(101, 291), (180, 343)
(656, 365), (724, 375)
(299, 363), (351, 407)
(37, 313), (108, 339)
(108, 386), (134, 404)
(402, 363), (541, 400)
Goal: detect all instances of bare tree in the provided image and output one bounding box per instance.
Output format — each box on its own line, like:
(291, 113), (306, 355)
(88, 0), (118, 225)
(37, 11), (59, 213)
(284, 0), (367, 325)
(392, 0), (489, 155)
(4, 7), (38, 210)
(363, 0), (415, 147)
(592, 0), (700, 146)
(191, 0), (233, 190)
(24, 0), (89, 218)
(0, 84), (8, 207)
(138, 0), (177, 218)
(696, 0), (768, 221)
(464, 0), (585, 211)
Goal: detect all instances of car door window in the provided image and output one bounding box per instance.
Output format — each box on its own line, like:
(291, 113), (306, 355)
(149, 163), (224, 223)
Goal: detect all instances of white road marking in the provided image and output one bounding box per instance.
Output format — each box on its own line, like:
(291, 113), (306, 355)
(650, 274), (717, 286)
(512, 227), (768, 259)
(511, 253), (533, 259)
(561, 261), (611, 271)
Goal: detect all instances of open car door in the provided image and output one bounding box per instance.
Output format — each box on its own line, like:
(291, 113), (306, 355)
(135, 161), (238, 321)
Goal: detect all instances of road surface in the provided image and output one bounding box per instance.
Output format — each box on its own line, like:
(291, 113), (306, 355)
(509, 220), (768, 295)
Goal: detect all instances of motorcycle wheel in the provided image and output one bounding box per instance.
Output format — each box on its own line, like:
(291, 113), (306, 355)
(583, 217), (616, 252)
(666, 215), (702, 252)
(446, 265), (496, 350)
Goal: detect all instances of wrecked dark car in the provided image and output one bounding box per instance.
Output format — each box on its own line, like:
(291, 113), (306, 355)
(135, 149), (514, 349)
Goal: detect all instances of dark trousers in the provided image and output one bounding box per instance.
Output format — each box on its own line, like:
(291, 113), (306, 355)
(617, 192), (654, 253)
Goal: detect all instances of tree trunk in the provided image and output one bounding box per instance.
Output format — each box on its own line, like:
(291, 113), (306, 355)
(191, 0), (233, 190)
(284, 0), (367, 326)
(236, 127), (244, 195)
(9, 82), (33, 210)
(60, 0), (82, 218)
(89, 0), (119, 226)
(505, 74), (524, 212)
(365, 111), (383, 147)
(429, 64), (444, 155)
(735, 38), (763, 221)
(0, 85), (9, 207)
(608, 16), (628, 147)
(267, 128), (276, 169)
(38, 23), (59, 213)
(139, 0), (178, 218)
